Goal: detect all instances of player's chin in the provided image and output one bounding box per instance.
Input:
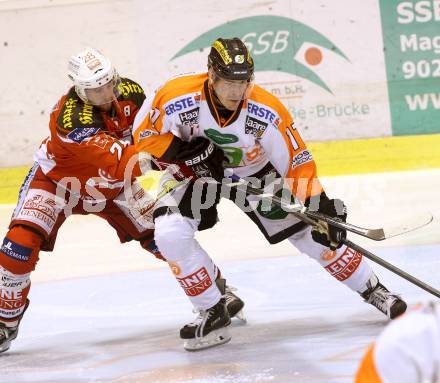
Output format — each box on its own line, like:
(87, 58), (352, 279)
(97, 101), (113, 112)
(224, 99), (241, 110)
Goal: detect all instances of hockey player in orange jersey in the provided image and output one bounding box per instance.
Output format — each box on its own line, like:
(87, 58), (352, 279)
(355, 302), (440, 383)
(133, 37), (407, 351)
(0, 47), (244, 353)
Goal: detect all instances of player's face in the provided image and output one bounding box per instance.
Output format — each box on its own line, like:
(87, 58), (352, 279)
(211, 73), (252, 111)
(85, 81), (116, 110)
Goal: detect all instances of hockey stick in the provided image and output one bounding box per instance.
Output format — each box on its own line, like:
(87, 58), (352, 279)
(343, 239), (440, 298)
(227, 179), (433, 241)
(227, 178), (440, 298)
(154, 159), (432, 240)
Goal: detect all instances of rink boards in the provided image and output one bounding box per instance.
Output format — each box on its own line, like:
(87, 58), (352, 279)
(1, 133), (440, 204)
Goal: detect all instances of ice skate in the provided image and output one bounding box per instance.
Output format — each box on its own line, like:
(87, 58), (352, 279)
(180, 298), (231, 351)
(225, 285), (246, 322)
(360, 275), (407, 319)
(216, 277), (246, 322)
(0, 323), (19, 354)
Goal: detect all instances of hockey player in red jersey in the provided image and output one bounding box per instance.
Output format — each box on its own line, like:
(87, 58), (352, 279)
(133, 38), (407, 351)
(0, 47), (156, 353)
(0, 47), (244, 353)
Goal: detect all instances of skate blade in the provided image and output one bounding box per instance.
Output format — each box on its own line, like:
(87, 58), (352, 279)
(0, 342), (11, 353)
(0, 338), (13, 354)
(234, 309), (247, 324)
(183, 327), (231, 351)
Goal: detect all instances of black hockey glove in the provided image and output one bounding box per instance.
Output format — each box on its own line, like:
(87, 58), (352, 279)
(175, 137), (226, 182)
(306, 193), (347, 250)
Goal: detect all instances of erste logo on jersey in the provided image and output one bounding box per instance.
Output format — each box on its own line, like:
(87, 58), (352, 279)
(247, 101), (280, 127)
(67, 127), (100, 143)
(179, 107), (199, 126)
(245, 116), (267, 138)
(164, 95), (199, 116)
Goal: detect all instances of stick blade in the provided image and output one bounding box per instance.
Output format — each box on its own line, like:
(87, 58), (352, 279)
(383, 211), (434, 240)
(364, 228), (386, 241)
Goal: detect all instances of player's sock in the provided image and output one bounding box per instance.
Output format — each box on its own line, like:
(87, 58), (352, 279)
(359, 274), (407, 319)
(180, 297), (231, 351)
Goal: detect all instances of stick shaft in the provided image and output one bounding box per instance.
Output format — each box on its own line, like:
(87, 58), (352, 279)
(344, 239), (440, 298)
(230, 177), (440, 298)
(231, 180), (385, 240)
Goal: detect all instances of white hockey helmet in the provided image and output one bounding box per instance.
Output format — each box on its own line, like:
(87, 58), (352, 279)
(67, 47), (120, 105)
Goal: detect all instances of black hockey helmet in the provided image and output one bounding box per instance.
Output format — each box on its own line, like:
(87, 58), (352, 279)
(208, 38), (254, 81)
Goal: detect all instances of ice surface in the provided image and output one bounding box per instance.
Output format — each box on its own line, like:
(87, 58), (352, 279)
(1, 245), (439, 383)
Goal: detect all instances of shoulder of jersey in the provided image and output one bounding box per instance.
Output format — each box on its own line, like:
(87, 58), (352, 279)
(249, 84), (287, 115)
(245, 84), (291, 130)
(154, 72), (207, 105)
(54, 87), (105, 143)
(118, 77), (145, 107)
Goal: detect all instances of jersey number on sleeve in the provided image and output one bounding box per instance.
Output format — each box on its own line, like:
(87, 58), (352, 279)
(110, 141), (128, 160)
(285, 124), (300, 151)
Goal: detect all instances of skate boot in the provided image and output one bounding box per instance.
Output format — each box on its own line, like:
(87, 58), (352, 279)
(0, 299), (28, 353)
(0, 323), (19, 353)
(180, 298), (231, 351)
(360, 274), (407, 319)
(216, 277), (246, 322)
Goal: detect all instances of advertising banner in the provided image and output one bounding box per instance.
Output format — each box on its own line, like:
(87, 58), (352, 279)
(2, 1), (439, 167)
(136, 0), (392, 142)
(379, 0), (440, 135)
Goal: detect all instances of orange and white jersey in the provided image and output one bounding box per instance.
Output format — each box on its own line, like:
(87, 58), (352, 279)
(34, 78), (145, 200)
(355, 302), (440, 383)
(133, 72), (323, 201)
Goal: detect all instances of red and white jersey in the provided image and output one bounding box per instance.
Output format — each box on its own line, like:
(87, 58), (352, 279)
(355, 302), (440, 383)
(34, 78), (145, 200)
(133, 73), (323, 201)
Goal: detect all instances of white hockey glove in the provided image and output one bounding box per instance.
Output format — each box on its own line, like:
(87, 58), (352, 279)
(114, 180), (155, 229)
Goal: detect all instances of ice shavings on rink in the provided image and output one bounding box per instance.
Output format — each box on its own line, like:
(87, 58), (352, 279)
(1, 243), (439, 383)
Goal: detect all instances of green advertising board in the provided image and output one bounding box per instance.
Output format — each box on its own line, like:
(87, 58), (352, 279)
(380, 0), (440, 135)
